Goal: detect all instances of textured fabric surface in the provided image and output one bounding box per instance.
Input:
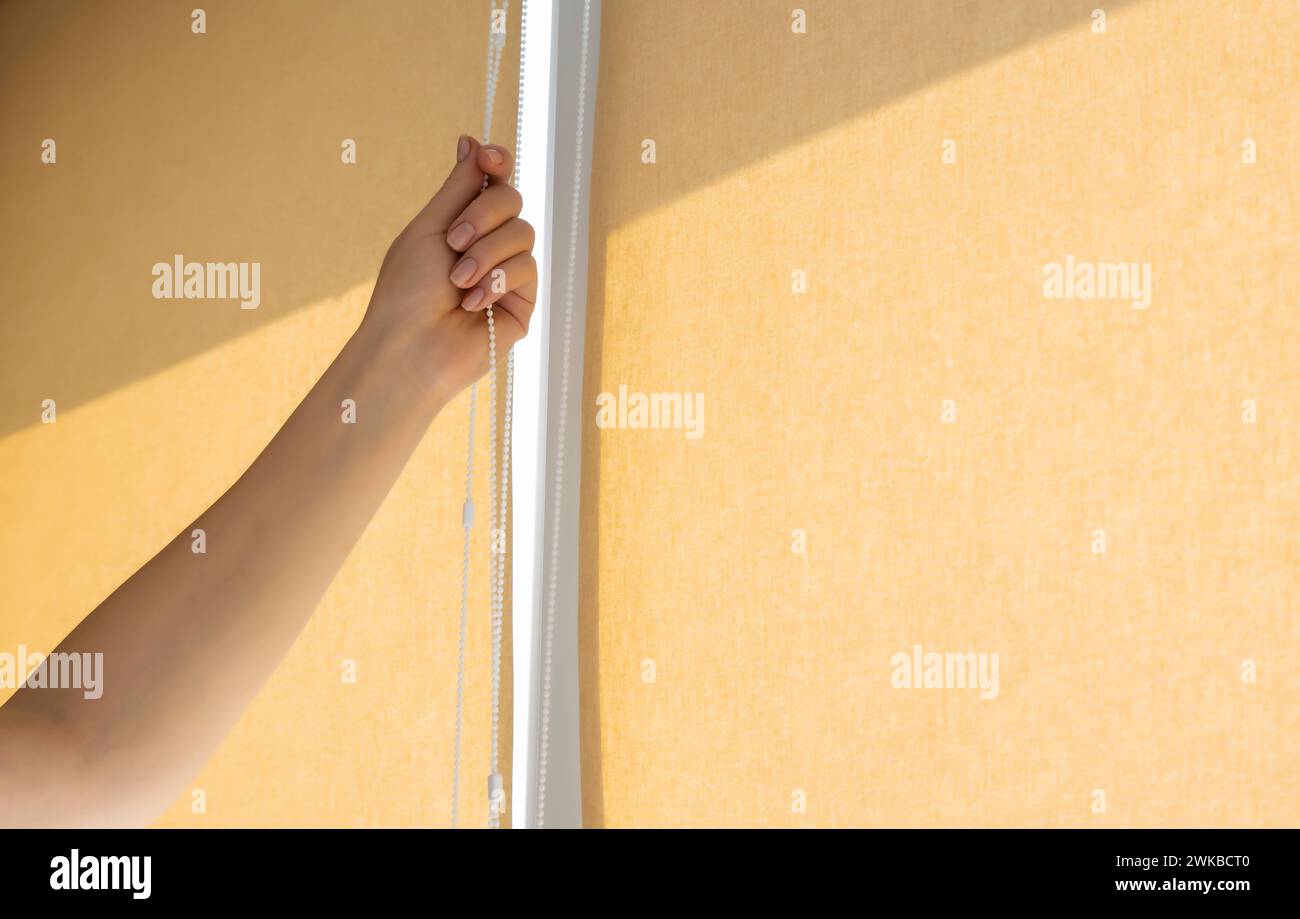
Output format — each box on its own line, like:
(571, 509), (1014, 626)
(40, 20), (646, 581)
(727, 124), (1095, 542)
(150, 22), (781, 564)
(580, 0), (1299, 827)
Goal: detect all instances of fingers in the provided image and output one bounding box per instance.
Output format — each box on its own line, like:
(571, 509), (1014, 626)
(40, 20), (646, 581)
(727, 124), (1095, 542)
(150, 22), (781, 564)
(448, 218), (535, 290)
(415, 135), (512, 232)
(445, 184), (523, 253)
(459, 252), (537, 312)
(492, 291), (537, 342)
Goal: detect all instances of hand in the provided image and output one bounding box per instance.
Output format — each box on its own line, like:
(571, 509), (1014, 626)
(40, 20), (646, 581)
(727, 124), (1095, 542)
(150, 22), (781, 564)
(363, 134), (537, 405)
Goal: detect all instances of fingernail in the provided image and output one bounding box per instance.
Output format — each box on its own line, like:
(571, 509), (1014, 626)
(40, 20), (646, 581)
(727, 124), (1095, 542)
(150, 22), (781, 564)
(457, 135), (470, 161)
(450, 258), (477, 287)
(447, 222), (474, 250)
(483, 146), (504, 165)
(462, 288), (485, 311)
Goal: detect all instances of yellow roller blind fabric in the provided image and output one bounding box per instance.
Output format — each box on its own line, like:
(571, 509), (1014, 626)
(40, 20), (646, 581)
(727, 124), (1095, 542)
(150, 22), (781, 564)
(579, 0), (1299, 827)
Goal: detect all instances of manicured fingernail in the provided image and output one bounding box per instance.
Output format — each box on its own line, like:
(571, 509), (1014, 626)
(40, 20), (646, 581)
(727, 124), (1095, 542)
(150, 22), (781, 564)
(457, 135), (470, 161)
(447, 222), (474, 250)
(462, 288), (485, 311)
(450, 258), (477, 287)
(483, 146), (504, 165)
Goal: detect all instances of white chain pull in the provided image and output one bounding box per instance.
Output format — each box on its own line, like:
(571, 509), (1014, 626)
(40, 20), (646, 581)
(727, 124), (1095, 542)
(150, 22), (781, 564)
(453, 0), (518, 830)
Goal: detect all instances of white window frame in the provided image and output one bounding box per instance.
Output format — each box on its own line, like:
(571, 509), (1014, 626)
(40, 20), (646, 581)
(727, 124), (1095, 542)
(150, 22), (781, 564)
(511, 0), (601, 829)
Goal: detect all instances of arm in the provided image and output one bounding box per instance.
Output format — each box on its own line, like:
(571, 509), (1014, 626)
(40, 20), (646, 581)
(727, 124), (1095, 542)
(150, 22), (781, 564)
(0, 135), (537, 828)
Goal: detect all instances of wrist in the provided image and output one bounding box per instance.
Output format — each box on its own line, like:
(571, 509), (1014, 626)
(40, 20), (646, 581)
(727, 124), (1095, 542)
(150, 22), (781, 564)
(347, 315), (456, 421)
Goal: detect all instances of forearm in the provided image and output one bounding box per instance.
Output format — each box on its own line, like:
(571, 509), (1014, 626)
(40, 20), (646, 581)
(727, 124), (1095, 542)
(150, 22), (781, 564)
(0, 316), (449, 827)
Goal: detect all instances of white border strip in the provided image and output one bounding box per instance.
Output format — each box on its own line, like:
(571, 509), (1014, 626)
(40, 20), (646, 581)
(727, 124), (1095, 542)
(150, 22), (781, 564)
(511, 0), (601, 829)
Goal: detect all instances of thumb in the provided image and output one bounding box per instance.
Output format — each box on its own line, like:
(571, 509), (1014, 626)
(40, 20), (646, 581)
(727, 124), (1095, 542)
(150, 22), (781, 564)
(416, 135), (488, 232)
(477, 142), (515, 186)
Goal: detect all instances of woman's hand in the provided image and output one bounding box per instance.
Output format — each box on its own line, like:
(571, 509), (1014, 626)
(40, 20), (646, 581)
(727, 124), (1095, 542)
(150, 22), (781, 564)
(364, 134), (537, 406)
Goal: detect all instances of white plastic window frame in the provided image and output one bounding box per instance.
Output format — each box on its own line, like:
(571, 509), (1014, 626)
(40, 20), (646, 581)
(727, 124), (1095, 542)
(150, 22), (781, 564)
(511, 0), (601, 830)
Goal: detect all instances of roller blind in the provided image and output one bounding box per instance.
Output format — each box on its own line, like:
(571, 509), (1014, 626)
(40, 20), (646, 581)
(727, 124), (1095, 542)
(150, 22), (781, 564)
(579, 0), (1299, 827)
(0, 0), (519, 828)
